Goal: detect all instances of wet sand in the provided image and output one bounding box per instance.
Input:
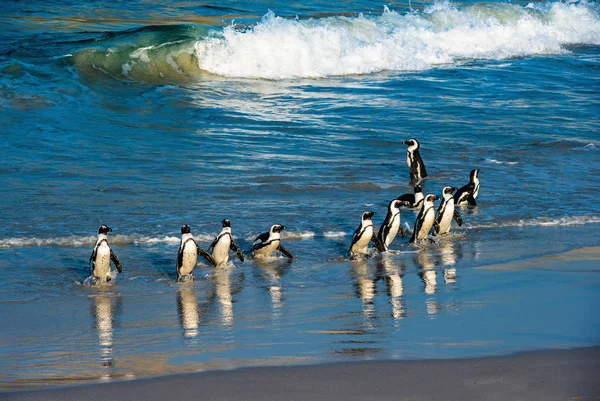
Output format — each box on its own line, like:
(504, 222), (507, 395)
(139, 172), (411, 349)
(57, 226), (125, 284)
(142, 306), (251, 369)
(2, 346), (599, 401)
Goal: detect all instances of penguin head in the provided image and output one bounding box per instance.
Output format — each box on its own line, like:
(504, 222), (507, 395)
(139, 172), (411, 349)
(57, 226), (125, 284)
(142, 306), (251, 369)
(470, 169), (480, 181)
(389, 199), (407, 210)
(222, 219), (231, 228)
(402, 138), (420, 150)
(443, 186), (457, 197)
(272, 224), (286, 233)
(98, 225), (112, 234)
(362, 211), (376, 221)
(414, 184), (423, 193)
(181, 224), (191, 234)
(425, 194), (439, 203)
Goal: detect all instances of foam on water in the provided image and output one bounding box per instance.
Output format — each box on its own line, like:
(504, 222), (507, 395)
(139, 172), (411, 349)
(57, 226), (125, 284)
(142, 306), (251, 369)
(465, 215), (600, 229)
(195, 1), (600, 79)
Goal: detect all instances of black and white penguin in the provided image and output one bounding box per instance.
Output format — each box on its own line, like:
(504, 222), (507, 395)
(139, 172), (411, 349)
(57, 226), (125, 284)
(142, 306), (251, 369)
(434, 186), (462, 235)
(402, 138), (428, 180)
(207, 219), (245, 266)
(89, 225), (122, 283)
(454, 169), (480, 206)
(251, 224), (293, 259)
(410, 194), (440, 243)
(177, 225), (215, 281)
(397, 184), (425, 209)
(377, 200), (411, 252)
(349, 211), (383, 259)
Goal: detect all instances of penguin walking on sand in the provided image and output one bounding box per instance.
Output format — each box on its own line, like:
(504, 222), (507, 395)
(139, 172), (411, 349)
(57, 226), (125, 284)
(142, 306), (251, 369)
(434, 186), (462, 236)
(376, 200), (411, 252)
(454, 169), (480, 206)
(410, 194), (440, 243)
(251, 224), (293, 259)
(89, 225), (122, 283)
(397, 184), (424, 209)
(207, 219), (245, 266)
(349, 211), (384, 259)
(402, 138), (428, 180)
(177, 225), (215, 281)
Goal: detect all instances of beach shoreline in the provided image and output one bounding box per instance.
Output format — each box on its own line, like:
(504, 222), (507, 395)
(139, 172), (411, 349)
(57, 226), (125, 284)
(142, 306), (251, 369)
(2, 346), (599, 401)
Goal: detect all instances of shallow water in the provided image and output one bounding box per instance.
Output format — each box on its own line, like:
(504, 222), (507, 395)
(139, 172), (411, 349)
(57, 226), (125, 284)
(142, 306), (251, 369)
(1, 0), (600, 390)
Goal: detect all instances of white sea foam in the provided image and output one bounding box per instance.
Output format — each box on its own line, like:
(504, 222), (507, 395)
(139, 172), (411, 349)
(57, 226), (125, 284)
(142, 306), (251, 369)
(485, 158), (519, 165)
(464, 215), (600, 229)
(194, 2), (600, 79)
(323, 231), (348, 238)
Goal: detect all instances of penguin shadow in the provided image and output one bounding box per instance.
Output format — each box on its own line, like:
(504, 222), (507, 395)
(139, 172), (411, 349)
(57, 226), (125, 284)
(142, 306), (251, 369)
(375, 254), (407, 321)
(252, 257), (292, 312)
(206, 264), (245, 327)
(89, 290), (123, 377)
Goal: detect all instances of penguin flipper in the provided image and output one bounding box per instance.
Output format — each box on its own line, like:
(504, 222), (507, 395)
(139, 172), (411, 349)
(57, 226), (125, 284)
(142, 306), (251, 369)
(468, 196), (477, 206)
(399, 226), (405, 238)
(230, 241), (245, 262)
(110, 250), (123, 273)
(277, 244), (293, 260)
(89, 249), (97, 274)
(453, 210), (463, 226)
(409, 161), (419, 180)
(176, 247), (184, 275)
(207, 235), (219, 253)
(197, 246), (216, 266)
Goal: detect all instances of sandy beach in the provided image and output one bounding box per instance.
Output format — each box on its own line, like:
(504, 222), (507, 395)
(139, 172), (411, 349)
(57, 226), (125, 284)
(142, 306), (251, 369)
(2, 346), (599, 401)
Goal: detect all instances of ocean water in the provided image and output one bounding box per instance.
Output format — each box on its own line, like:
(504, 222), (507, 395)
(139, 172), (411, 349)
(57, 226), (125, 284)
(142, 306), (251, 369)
(1, 0), (600, 390)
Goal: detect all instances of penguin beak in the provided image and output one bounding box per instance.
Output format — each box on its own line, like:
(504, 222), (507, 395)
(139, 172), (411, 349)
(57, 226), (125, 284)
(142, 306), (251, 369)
(108, 227), (113, 232)
(280, 225), (287, 231)
(401, 140), (408, 145)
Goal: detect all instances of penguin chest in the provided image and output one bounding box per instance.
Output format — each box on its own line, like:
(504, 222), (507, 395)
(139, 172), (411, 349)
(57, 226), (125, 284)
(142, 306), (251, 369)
(179, 244), (198, 276)
(93, 243), (112, 278)
(406, 152), (413, 169)
(438, 202), (454, 234)
(212, 236), (231, 265)
(253, 240), (279, 258)
(473, 182), (480, 199)
(417, 209), (435, 240)
(351, 226), (373, 255)
(385, 217), (401, 247)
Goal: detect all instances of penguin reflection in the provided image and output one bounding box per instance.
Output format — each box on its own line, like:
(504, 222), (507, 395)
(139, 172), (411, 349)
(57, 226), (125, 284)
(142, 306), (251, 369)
(438, 240), (462, 285)
(351, 259), (376, 324)
(376, 255), (406, 321)
(91, 292), (122, 378)
(253, 258), (290, 315)
(209, 264), (243, 326)
(176, 286), (200, 339)
(415, 249), (440, 315)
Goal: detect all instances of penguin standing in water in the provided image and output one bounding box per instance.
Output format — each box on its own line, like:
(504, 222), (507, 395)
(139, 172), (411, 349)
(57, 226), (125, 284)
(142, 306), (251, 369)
(251, 224), (293, 259)
(454, 169), (480, 206)
(410, 194), (440, 243)
(397, 184), (424, 209)
(349, 211), (383, 259)
(402, 138), (428, 180)
(177, 225), (215, 281)
(434, 186), (463, 236)
(207, 219), (245, 266)
(89, 225), (122, 283)
(376, 200), (411, 252)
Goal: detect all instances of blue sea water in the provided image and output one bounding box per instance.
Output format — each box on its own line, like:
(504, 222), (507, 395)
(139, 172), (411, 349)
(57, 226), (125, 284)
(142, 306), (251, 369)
(1, 0), (600, 390)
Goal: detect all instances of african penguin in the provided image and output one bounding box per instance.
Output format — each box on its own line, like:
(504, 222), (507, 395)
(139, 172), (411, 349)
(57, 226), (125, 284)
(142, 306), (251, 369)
(349, 211), (383, 259)
(177, 224), (215, 281)
(397, 184), (424, 209)
(409, 194), (440, 243)
(454, 169), (480, 206)
(208, 219), (245, 266)
(89, 224), (122, 283)
(377, 199), (411, 252)
(434, 186), (463, 235)
(402, 138), (428, 180)
(251, 224), (293, 259)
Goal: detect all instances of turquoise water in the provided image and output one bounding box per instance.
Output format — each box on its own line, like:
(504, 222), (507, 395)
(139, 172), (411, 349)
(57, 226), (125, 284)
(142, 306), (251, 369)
(1, 0), (600, 390)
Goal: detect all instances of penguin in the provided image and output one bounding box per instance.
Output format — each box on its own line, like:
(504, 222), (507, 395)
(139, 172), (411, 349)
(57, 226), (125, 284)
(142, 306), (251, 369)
(402, 138), (428, 180)
(349, 211), (384, 259)
(434, 186), (463, 236)
(176, 225), (215, 281)
(454, 169), (480, 206)
(409, 194), (440, 243)
(376, 199), (411, 252)
(89, 224), (122, 283)
(397, 184), (425, 209)
(251, 224), (293, 259)
(207, 219), (245, 266)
